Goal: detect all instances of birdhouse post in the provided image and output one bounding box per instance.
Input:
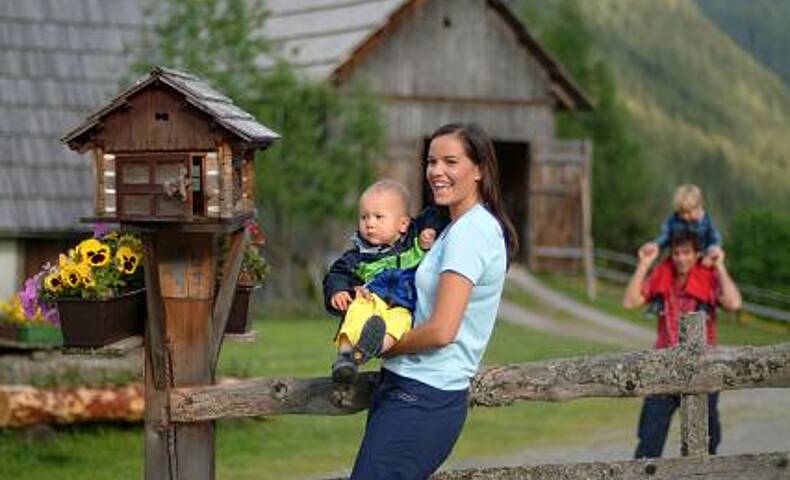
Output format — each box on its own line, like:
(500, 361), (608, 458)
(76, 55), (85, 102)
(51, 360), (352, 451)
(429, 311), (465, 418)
(62, 67), (280, 480)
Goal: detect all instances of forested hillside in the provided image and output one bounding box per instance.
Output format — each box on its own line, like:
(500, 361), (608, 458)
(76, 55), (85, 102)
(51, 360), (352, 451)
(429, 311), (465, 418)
(518, 0), (790, 236)
(695, 0), (790, 86)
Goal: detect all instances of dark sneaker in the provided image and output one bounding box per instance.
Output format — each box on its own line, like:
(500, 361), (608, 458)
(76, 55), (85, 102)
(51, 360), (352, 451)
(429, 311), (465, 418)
(332, 351), (357, 383)
(353, 315), (386, 365)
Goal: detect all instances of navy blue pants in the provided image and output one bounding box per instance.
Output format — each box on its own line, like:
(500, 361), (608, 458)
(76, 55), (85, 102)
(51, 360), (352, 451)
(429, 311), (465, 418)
(350, 369), (468, 479)
(635, 393), (721, 458)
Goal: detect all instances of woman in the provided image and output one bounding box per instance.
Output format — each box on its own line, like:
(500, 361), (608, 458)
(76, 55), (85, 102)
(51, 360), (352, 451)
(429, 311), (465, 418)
(350, 123), (519, 479)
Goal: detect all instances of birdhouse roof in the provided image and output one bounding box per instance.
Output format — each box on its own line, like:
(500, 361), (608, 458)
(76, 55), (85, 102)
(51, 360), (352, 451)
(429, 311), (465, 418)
(61, 66), (280, 149)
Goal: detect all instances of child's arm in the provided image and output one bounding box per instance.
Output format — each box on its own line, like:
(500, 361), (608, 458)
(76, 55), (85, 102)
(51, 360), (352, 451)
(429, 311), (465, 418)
(322, 249), (362, 316)
(414, 205), (450, 237)
(652, 214), (675, 250)
(414, 206), (449, 250)
(705, 213), (723, 249)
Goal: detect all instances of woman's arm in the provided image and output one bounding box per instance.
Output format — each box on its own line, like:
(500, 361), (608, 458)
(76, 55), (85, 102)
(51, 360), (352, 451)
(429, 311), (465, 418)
(383, 271), (473, 356)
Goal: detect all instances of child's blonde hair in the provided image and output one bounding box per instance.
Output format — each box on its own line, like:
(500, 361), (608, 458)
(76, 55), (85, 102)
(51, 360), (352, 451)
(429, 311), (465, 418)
(362, 179), (411, 215)
(672, 184), (703, 213)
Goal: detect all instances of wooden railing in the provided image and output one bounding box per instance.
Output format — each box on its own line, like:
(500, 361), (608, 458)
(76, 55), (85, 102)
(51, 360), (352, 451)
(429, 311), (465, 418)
(166, 313), (790, 479)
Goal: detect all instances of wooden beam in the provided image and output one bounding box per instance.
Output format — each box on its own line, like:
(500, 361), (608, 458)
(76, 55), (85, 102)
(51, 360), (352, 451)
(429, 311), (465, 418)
(208, 228), (250, 368)
(169, 341), (790, 422)
(426, 451), (790, 480)
(170, 374), (378, 423)
(679, 312), (708, 457)
(580, 140), (596, 300)
(142, 235), (168, 390)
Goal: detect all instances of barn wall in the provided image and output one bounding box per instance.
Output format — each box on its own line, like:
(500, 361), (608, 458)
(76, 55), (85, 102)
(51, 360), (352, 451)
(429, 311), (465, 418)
(353, 0), (555, 103)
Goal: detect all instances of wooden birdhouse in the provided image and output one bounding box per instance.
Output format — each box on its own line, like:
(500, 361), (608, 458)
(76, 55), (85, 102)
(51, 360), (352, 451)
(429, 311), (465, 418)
(61, 66), (279, 223)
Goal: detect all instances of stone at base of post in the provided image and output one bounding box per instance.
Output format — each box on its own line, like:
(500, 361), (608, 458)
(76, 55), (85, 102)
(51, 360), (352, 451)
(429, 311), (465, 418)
(679, 311), (710, 458)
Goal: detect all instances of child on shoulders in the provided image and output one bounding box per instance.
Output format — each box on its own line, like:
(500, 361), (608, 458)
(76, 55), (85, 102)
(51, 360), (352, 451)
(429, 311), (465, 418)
(641, 183), (723, 267)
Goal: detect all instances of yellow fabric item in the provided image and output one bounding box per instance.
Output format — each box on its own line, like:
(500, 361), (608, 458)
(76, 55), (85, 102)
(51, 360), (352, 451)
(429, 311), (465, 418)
(336, 293), (412, 347)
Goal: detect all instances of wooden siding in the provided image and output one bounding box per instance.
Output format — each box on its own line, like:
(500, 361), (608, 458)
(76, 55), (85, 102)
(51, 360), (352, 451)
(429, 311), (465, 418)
(93, 88), (223, 153)
(351, 0), (555, 105)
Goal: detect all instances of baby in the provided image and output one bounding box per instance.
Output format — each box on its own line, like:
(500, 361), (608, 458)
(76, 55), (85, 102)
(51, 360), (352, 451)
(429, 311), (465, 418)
(322, 179), (447, 383)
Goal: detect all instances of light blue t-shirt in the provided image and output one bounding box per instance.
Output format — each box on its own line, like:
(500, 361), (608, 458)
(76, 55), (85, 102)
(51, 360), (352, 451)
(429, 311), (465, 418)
(383, 203), (507, 390)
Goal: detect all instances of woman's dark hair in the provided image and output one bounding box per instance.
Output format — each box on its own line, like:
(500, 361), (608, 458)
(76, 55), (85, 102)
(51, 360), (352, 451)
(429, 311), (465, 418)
(427, 122), (520, 265)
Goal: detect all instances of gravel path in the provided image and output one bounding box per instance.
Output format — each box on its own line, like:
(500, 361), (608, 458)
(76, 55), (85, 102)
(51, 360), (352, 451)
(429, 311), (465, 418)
(505, 266), (654, 345)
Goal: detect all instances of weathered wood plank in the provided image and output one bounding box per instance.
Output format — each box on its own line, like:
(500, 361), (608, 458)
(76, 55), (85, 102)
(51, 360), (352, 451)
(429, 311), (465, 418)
(170, 374), (379, 423)
(427, 451), (790, 480)
(209, 228), (249, 368)
(169, 342), (790, 422)
(679, 313), (708, 457)
(142, 235), (168, 390)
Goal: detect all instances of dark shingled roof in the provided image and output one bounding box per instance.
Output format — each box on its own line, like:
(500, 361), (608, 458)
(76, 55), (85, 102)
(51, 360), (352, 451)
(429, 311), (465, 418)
(62, 66), (280, 148)
(0, 0), (587, 237)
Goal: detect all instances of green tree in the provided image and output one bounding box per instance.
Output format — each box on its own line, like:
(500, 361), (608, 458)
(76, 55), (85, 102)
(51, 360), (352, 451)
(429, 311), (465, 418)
(728, 209), (790, 296)
(131, 0), (384, 302)
(518, 0), (661, 252)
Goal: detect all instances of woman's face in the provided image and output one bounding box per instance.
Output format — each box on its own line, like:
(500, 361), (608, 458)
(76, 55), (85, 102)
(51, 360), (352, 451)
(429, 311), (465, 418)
(426, 134), (482, 219)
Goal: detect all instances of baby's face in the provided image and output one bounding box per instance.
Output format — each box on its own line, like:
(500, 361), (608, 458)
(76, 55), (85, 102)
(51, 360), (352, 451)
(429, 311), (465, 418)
(358, 190), (409, 246)
(679, 207), (704, 222)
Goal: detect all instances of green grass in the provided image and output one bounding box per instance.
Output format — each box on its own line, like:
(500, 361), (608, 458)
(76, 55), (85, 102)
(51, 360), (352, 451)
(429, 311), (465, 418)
(0, 312), (642, 480)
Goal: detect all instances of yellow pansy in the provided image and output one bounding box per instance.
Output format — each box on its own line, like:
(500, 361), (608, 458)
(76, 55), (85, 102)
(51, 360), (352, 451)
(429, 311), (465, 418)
(44, 271), (64, 292)
(116, 246), (141, 275)
(61, 265), (82, 288)
(78, 239), (111, 267)
(59, 253), (73, 269)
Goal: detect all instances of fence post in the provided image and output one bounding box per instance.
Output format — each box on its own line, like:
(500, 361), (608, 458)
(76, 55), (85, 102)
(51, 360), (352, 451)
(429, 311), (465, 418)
(679, 311), (709, 457)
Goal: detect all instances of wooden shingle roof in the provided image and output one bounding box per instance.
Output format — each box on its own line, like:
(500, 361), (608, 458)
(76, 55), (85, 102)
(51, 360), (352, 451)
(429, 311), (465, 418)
(62, 66), (280, 150)
(0, 0), (588, 236)
(0, 0), (148, 236)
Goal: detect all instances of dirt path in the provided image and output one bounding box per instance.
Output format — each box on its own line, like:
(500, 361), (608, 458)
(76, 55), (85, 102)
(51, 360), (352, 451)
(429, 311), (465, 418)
(504, 266), (654, 346)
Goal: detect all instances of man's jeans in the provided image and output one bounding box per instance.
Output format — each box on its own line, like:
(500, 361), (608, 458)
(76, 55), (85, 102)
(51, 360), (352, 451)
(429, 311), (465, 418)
(635, 393), (721, 458)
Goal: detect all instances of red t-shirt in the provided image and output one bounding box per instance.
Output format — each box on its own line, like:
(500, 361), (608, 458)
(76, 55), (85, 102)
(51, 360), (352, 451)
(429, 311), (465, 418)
(642, 259), (720, 349)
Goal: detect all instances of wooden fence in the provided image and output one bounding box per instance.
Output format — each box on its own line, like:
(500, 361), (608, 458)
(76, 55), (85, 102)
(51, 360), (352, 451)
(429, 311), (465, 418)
(165, 312), (790, 479)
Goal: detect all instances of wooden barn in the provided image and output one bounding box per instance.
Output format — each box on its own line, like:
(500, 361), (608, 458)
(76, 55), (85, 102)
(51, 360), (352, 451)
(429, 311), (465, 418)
(0, 0), (593, 299)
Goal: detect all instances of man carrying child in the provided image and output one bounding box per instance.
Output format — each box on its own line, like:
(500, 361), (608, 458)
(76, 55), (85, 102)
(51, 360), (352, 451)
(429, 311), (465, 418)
(623, 227), (742, 457)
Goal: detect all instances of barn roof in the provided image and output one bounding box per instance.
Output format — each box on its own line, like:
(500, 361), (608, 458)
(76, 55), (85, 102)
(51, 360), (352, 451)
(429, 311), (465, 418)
(62, 66), (280, 149)
(0, 0), (588, 237)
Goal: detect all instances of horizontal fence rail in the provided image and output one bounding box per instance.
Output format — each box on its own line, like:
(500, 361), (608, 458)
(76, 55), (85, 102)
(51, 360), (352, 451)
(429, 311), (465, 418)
(169, 341), (790, 422)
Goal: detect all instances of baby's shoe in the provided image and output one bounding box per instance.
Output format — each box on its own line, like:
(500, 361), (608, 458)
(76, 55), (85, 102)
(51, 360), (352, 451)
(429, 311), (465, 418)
(353, 315), (386, 365)
(332, 350), (358, 383)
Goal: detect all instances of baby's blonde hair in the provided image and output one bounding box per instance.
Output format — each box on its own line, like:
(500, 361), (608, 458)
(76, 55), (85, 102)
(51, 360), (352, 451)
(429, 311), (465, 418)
(362, 179), (411, 215)
(673, 184), (703, 213)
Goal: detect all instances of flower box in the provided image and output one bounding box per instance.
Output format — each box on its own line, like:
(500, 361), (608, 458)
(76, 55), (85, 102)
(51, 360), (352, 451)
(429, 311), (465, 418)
(225, 284), (258, 334)
(17, 324), (63, 344)
(56, 288), (145, 347)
